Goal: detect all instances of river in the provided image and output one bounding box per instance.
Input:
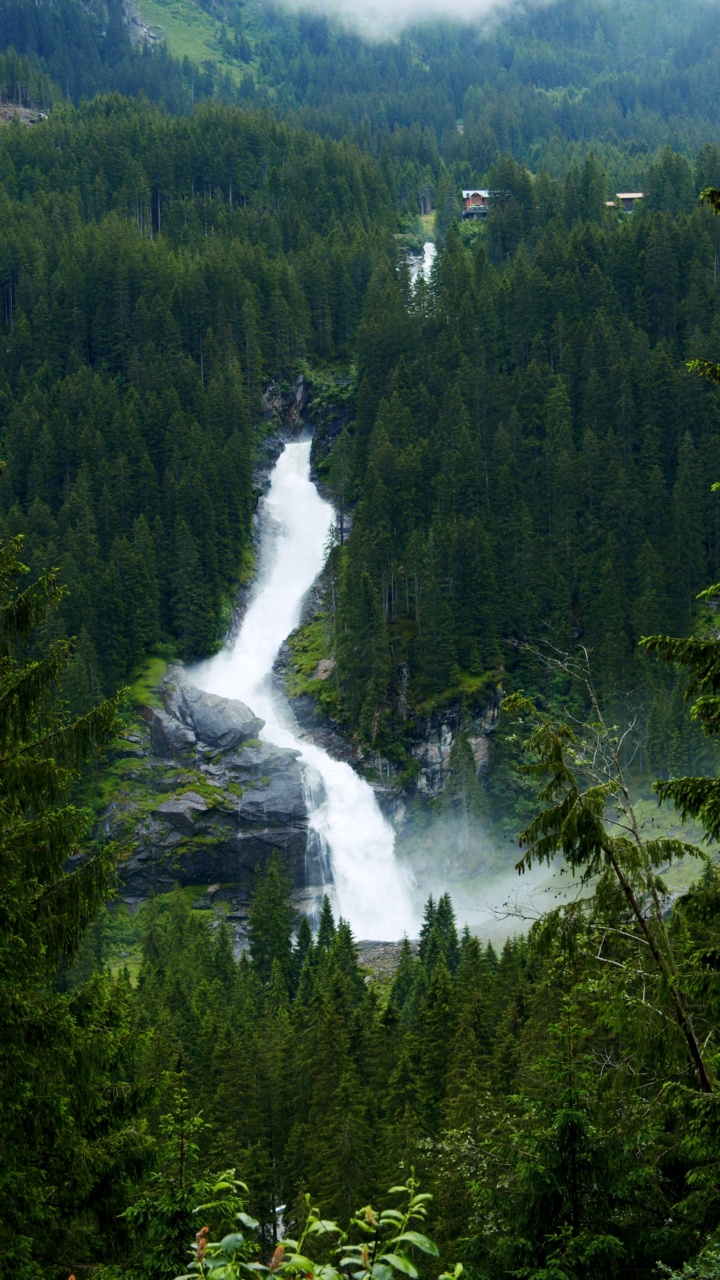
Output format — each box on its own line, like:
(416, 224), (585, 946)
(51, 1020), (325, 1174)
(192, 439), (418, 941)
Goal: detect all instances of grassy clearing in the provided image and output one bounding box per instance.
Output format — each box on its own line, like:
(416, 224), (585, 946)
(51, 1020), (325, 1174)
(127, 653), (171, 710)
(284, 617), (341, 719)
(397, 211), (435, 253)
(285, 618), (329, 695)
(419, 211), (436, 240)
(134, 0), (244, 81)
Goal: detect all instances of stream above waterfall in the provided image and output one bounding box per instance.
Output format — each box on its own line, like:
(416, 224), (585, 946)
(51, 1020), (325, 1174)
(192, 438), (418, 941)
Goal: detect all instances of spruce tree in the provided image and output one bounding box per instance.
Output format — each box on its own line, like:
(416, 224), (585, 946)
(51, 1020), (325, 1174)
(418, 956), (455, 1133)
(0, 536), (138, 1276)
(418, 895), (436, 963)
(316, 892), (337, 953)
(248, 852), (295, 990)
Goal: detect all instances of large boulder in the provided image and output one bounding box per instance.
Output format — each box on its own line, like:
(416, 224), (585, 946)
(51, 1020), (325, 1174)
(149, 708), (196, 757)
(110, 663), (312, 907)
(156, 791), (209, 833)
(177, 682), (263, 750)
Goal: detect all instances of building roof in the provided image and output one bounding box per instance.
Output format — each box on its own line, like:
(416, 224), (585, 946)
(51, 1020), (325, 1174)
(462, 189), (489, 198)
(616, 192), (644, 199)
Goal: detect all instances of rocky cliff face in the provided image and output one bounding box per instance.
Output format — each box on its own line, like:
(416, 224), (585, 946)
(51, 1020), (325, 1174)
(274, 580), (502, 823)
(409, 697), (501, 798)
(104, 665), (312, 918)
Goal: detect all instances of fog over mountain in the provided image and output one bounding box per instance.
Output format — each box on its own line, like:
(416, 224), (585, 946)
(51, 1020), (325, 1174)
(275, 0), (553, 38)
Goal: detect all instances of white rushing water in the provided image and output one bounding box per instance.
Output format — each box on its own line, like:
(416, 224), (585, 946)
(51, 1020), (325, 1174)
(409, 240), (437, 287)
(192, 439), (418, 941)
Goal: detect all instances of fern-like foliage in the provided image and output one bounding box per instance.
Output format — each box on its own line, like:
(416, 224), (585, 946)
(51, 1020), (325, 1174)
(642, 625), (720, 834)
(504, 689), (712, 1092)
(504, 692), (698, 884)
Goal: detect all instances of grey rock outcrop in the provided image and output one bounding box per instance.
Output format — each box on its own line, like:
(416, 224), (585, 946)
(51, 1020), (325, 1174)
(162, 663), (264, 749)
(104, 664), (311, 909)
(156, 791), (209, 832)
(149, 707), (196, 757)
(410, 696), (501, 800)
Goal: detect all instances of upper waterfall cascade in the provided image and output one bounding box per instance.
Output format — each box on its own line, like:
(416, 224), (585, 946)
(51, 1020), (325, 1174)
(409, 240), (437, 287)
(193, 440), (418, 941)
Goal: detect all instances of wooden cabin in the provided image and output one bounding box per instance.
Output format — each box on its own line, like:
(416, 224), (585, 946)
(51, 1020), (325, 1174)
(461, 188), (489, 218)
(615, 192), (644, 212)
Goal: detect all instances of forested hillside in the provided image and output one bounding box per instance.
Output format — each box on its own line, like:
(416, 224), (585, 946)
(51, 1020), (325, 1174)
(253, 0), (720, 187)
(0, 0), (228, 107)
(0, 97), (394, 695)
(5, 1), (720, 1279)
(287, 152), (717, 834)
(5, 0), (720, 193)
(62, 0), (720, 203)
(79, 861), (720, 1280)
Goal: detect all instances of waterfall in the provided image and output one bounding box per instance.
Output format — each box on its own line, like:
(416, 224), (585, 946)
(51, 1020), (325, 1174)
(192, 439), (417, 941)
(409, 240), (437, 287)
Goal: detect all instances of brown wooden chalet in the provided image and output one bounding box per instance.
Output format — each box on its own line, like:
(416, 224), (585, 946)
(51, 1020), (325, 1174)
(615, 192), (644, 212)
(462, 188), (489, 218)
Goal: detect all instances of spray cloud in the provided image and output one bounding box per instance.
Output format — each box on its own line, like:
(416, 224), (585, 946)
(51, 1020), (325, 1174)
(273, 0), (554, 40)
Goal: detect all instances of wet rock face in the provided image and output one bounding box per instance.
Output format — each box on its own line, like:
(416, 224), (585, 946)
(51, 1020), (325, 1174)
(410, 697), (501, 799)
(105, 664), (310, 906)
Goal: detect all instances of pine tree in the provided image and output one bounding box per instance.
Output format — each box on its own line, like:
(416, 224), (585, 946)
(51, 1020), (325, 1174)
(316, 893), (337, 953)
(0, 536), (140, 1276)
(389, 936), (418, 1013)
(248, 852), (295, 989)
(433, 893), (460, 974)
(418, 896), (437, 964)
(292, 915), (314, 992)
(418, 956), (455, 1133)
(327, 427), (355, 545)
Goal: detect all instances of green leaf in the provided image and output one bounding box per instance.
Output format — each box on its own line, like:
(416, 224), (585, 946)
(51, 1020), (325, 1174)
(237, 1212), (260, 1230)
(380, 1255), (418, 1278)
(391, 1233), (439, 1257)
(220, 1233), (246, 1255)
(307, 1218), (341, 1234)
(372, 1266), (393, 1280)
(278, 1253), (317, 1271)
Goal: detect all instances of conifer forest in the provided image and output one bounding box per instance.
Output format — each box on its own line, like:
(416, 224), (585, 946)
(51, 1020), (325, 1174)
(7, 1), (720, 1278)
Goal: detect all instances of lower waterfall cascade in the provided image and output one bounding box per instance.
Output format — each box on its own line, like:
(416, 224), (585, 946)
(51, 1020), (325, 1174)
(192, 439), (418, 941)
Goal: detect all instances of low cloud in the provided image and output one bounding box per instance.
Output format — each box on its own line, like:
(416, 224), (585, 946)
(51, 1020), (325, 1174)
(274, 0), (538, 40)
